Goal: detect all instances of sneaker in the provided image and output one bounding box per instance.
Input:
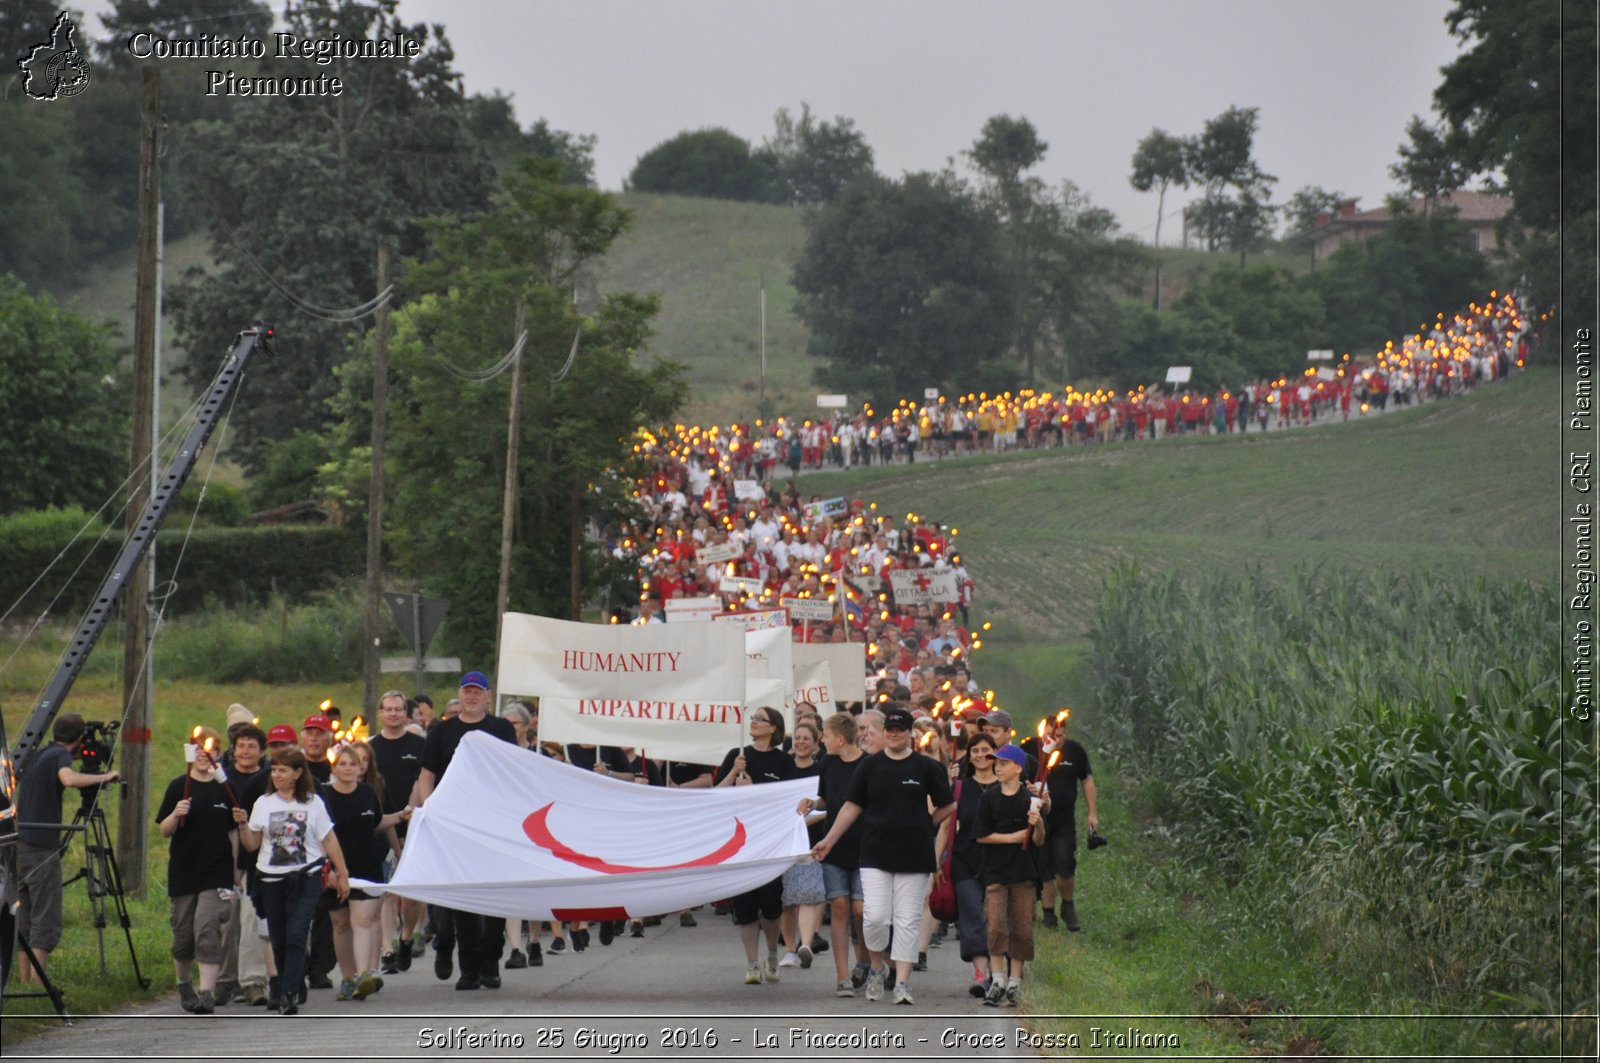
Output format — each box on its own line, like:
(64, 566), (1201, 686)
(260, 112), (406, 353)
(380, 951), (400, 975)
(643, 916), (663, 927)
(983, 978), (1006, 1007)
(600, 921), (615, 946)
(1041, 908), (1058, 929)
(213, 982), (238, 1007)
(455, 973), (480, 991)
(865, 969), (884, 1002)
(434, 948), (453, 981)
(193, 990), (215, 1015)
(548, 937), (567, 955)
(679, 911), (697, 927)
(970, 974), (991, 999)
(797, 944), (813, 969)
(912, 951), (928, 972)
(1005, 982), (1022, 1007)
(244, 985), (269, 1007)
(811, 932), (828, 954)
(353, 971), (383, 1000)
(762, 954), (780, 983)
(410, 933), (427, 959)
(529, 943), (544, 967)
(777, 951), (800, 968)
(744, 963), (762, 986)
(397, 938), (414, 971)
(178, 981), (200, 1013)
(850, 962), (869, 989)
(893, 982), (914, 1006)
(1061, 901), (1081, 932)
(336, 977), (356, 1001)
(572, 928), (589, 952)
(505, 948), (527, 970)
(279, 1000), (298, 1016)
(629, 920), (645, 938)
(835, 978), (855, 997)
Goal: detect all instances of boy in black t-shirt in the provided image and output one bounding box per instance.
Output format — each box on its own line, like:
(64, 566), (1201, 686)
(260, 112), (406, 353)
(369, 690), (427, 972)
(975, 744), (1044, 1008)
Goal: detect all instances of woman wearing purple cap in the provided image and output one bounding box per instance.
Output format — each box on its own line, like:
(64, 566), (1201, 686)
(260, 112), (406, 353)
(974, 743), (1044, 1007)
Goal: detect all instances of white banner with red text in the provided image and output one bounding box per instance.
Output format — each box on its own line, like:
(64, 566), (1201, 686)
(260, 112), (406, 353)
(356, 733), (813, 921)
(496, 612), (746, 702)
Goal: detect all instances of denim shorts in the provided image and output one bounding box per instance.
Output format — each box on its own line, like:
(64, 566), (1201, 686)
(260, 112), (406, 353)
(821, 862), (863, 902)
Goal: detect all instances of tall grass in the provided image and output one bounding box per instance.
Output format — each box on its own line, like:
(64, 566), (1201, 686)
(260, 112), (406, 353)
(1091, 563), (1591, 1029)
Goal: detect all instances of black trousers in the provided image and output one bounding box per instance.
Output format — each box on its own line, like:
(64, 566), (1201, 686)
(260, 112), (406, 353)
(452, 909), (506, 977)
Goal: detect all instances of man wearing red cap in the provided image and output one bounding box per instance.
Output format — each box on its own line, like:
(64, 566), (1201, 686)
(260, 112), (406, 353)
(417, 671), (518, 991)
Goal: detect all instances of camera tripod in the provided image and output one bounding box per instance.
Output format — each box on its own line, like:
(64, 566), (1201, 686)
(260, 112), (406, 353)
(60, 801), (149, 989)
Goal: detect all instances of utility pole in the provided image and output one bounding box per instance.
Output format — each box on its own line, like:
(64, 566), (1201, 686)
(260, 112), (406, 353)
(495, 304), (527, 656)
(119, 68), (160, 895)
(362, 245), (391, 713)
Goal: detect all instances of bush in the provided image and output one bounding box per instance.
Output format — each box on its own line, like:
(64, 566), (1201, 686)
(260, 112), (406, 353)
(0, 518), (364, 619)
(158, 585), (366, 683)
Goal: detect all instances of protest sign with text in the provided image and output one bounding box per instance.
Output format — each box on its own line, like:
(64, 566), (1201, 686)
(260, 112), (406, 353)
(497, 612), (746, 703)
(890, 568), (959, 606)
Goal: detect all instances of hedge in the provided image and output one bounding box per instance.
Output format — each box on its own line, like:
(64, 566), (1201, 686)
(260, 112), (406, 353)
(0, 521), (366, 619)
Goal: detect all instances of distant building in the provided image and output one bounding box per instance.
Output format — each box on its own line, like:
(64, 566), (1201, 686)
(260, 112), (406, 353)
(1310, 190), (1514, 263)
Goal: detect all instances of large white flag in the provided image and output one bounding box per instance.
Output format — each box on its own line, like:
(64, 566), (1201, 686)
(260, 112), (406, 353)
(355, 734), (814, 920)
(496, 613), (746, 702)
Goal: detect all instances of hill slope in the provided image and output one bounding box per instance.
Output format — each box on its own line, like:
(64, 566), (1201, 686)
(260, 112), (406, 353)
(804, 368), (1557, 642)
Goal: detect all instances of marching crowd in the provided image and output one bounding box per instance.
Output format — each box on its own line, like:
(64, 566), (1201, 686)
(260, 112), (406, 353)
(635, 290), (1535, 473)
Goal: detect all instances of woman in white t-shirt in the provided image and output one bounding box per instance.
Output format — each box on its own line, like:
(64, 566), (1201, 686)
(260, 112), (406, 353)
(241, 746), (349, 1014)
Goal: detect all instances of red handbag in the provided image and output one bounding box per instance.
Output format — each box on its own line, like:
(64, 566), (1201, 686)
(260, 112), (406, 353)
(927, 780), (960, 922)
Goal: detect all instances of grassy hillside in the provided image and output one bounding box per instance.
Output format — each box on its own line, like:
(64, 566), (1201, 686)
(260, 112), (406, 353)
(807, 367), (1556, 649)
(594, 194), (816, 424)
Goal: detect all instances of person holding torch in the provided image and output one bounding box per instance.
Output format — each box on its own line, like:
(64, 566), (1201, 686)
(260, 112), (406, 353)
(1040, 710), (1097, 932)
(156, 726), (240, 1014)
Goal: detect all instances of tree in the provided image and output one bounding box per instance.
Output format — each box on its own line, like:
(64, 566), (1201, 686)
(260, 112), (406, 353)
(758, 104), (875, 206)
(1309, 206), (1491, 356)
(372, 158), (687, 657)
(1282, 186), (1350, 243)
(169, 0), (497, 481)
(0, 103), (86, 290)
(464, 92), (596, 187)
(1389, 117), (1468, 213)
(1129, 128), (1192, 308)
(793, 172), (1014, 404)
(967, 115), (1049, 211)
(626, 128), (778, 202)
(1185, 106), (1278, 260)
(1429, 0), (1596, 334)
(0, 276), (129, 514)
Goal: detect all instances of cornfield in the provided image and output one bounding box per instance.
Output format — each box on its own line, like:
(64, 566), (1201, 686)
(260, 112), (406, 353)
(1092, 563), (1593, 1017)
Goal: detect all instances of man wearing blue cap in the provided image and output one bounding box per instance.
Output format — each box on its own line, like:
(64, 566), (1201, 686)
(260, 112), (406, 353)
(416, 671), (518, 991)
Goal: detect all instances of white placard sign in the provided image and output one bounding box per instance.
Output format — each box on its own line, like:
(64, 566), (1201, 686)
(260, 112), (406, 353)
(793, 642), (867, 705)
(496, 613), (745, 703)
(816, 394), (848, 408)
(1307, 349), (1335, 361)
(717, 575), (764, 596)
(697, 542), (738, 565)
(733, 480), (765, 502)
(1316, 368), (1337, 381)
(787, 660), (835, 714)
(664, 596), (722, 623)
(924, 387), (939, 400)
(1165, 366), (1193, 384)
(743, 624), (794, 704)
(890, 568), (959, 606)
(782, 597), (837, 622)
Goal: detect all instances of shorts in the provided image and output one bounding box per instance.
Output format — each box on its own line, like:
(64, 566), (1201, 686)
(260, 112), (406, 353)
(821, 862), (863, 902)
(781, 860), (826, 906)
(1049, 826), (1078, 879)
(730, 875), (783, 925)
(17, 842), (64, 953)
(170, 888), (234, 964)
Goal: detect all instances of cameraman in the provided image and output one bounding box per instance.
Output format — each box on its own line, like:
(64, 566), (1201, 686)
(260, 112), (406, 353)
(13, 713), (120, 983)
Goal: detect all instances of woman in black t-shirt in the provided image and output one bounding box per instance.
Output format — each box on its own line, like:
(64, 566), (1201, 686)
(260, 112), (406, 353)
(940, 730), (999, 998)
(156, 726), (240, 1015)
(716, 707), (790, 985)
(322, 744), (409, 1002)
(777, 719), (826, 970)
(811, 707), (954, 1006)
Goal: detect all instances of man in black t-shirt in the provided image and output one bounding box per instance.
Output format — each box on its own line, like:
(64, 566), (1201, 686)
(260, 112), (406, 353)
(13, 713), (120, 984)
(1041, 728), (1096, 932)
(417, 671), (518, 991)
(218, 724), (269, 1005)
(370, 690), (427, 974)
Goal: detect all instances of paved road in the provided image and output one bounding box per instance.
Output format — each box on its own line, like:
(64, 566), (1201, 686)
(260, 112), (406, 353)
(11, 915), (1056, 1061)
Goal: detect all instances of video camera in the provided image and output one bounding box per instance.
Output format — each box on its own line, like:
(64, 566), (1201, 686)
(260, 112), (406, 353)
(75, 719), (119, 802)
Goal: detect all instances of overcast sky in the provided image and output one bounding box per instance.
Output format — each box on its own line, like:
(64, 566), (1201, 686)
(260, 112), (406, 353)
(75, 0), (1467, 240)
(392, 0), (1466, 240)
